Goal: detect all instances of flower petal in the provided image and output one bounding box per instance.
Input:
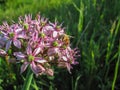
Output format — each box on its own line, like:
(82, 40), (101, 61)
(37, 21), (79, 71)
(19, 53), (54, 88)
(0, 37), (6, 47)
(33, 47), (41, 56)
(37, 64), (45, 73)
(17, 31), (27, 39)
(47, 47), (58, 56)
(66, 63), (71, 74)
(46, 68), (54, 76)
(6, 40), (12, 51)
(0, 49), (7, 56)
(62, 56), (67, 61)
(13, 39), (21, 48)
(20, 62), (29, 74)
(30, 61), (37, 74)
(53, 31), (57, 38)
(14, 52), (26, 59)
(26, 45), (32, 55)
(15, 28), (23, 33)
(30, 62), (45, 74)
(45, 26), (54, 30)
(35, 57), (47, 63)
(32, 32), (38, 41)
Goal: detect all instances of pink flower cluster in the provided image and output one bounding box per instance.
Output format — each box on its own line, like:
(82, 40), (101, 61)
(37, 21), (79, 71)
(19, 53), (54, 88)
(0, 14), (79, 76)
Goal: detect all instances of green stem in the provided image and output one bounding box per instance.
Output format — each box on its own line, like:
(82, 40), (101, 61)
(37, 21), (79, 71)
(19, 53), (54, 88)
(112, 58), (119, 90)
(112, 43), (120, 90)
(22, 68), (33, 90)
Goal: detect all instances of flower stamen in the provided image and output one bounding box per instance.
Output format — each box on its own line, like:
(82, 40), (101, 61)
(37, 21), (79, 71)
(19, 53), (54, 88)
(28, 55), (34, 62)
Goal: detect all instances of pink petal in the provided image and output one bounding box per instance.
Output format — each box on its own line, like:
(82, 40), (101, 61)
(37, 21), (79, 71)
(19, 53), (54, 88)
(30, 61), (37, 74)
(14, 52), (26, 59)
(46, 69), (54, 76)
(13, 39), (21, 48)
(30, 62), (45, 74)
(6, 40), (12, 51)
(0, 49), (7, 56)
(33, 47), (41, 56)
(62, 56), (67, 61)
(58, 62), (66, 68)
(26, 45), (32, 55)
(0, 39), (5, 47)
(37, 64), (45, 73)
(47, 47), (58, 56)
(32, 32), (38, 41)
(1, 31), (7, 35)
(17, 32), (27, 39)
(15, 28), (23, 33)
(66, 63), (71, 74)
(73, 61), (79, 65)
(52, 31), (57, 38)
(20, 62), (29, 74)
(35, 57), (47, 63)
(45, 26), (54, 31)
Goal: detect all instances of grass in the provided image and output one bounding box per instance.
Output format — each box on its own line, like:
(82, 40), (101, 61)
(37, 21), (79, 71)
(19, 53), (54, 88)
(112, 42), (120, 90)
(0, 0), (120, 90)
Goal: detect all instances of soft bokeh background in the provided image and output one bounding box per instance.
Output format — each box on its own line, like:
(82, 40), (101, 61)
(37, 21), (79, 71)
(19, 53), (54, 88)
(0, 0), (120, 90)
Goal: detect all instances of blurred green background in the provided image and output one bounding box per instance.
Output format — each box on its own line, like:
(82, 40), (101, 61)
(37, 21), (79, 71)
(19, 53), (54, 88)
(0, 0), (120, 90)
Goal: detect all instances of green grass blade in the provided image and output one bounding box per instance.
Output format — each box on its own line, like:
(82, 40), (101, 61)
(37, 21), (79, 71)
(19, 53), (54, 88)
(72, 0), (84, 34)
(74, 75), (81, 90)
(112, 42), (120, 90)
(31, 78), (39, 90)
(22, 68), (33, 90)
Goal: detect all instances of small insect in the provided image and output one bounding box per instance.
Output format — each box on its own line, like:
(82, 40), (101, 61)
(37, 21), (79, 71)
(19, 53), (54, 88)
(59, 34), (72, 46)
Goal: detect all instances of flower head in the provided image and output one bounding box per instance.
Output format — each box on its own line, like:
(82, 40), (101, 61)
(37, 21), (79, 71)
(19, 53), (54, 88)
(0, 14), (79, 76)
(0, 23), (27, 51)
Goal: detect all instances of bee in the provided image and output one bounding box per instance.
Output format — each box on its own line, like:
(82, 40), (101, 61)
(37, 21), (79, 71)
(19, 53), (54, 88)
(59, 34), (71, 46)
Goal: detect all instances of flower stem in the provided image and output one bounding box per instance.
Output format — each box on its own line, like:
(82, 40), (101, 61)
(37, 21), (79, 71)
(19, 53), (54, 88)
(22, 67), (33, 90)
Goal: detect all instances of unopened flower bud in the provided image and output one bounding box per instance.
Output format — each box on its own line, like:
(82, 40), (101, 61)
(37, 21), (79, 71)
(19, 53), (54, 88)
(46, 68), (54, 76)
(24, 23), (29, 30)
(0, 49), (7, 56)
(52, 41), (58, 47)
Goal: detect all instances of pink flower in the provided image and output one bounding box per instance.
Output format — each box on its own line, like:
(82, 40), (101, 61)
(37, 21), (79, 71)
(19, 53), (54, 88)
(57, 46), (79, 73)
(0, 23), (26, 51)
(14, 45), (46, 74)
(0, 14), (79, 76)
(45, 68), (54, 76)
